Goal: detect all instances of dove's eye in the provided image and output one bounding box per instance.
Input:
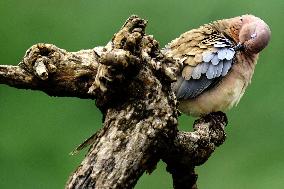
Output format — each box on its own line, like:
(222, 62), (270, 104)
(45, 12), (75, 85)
(251, 33), (257, 39)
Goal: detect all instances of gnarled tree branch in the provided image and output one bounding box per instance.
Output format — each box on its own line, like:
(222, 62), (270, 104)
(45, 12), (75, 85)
(0, 15), (227, 189)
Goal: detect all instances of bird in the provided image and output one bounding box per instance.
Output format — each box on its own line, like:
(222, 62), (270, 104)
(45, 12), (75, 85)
(163, 14), (271, 117)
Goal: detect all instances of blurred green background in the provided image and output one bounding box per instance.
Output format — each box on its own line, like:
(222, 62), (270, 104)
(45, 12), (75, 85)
(0, 0), (283, 188)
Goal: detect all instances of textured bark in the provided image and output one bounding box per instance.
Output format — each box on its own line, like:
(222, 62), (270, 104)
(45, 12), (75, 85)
(163, 112), (227, 189)
(0, 43), (99, 98)
(0, 15), (227, 189)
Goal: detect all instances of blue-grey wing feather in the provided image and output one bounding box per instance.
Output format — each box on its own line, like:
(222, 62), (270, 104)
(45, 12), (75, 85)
(175, 44), (235, 99)
(176, 75), (215, 99)
(221, 59), (232, 76)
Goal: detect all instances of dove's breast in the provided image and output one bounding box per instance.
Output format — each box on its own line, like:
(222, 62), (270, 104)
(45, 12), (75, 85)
(178, 55), (256, 117)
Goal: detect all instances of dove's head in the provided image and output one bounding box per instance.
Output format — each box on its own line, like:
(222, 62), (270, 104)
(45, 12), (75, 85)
(237, 15), (271, 54)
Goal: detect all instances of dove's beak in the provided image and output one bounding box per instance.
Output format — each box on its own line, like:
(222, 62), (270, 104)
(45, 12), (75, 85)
(234, 43), (244, 51)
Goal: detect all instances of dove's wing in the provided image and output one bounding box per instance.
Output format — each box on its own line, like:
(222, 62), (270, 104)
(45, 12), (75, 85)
(164, 24), (236, 99)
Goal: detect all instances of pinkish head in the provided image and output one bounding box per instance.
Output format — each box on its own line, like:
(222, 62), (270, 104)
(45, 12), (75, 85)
(238, 15), (271, 54)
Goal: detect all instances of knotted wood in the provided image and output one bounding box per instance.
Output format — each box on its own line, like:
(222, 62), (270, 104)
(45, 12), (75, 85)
(0, 15), (227, 189)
